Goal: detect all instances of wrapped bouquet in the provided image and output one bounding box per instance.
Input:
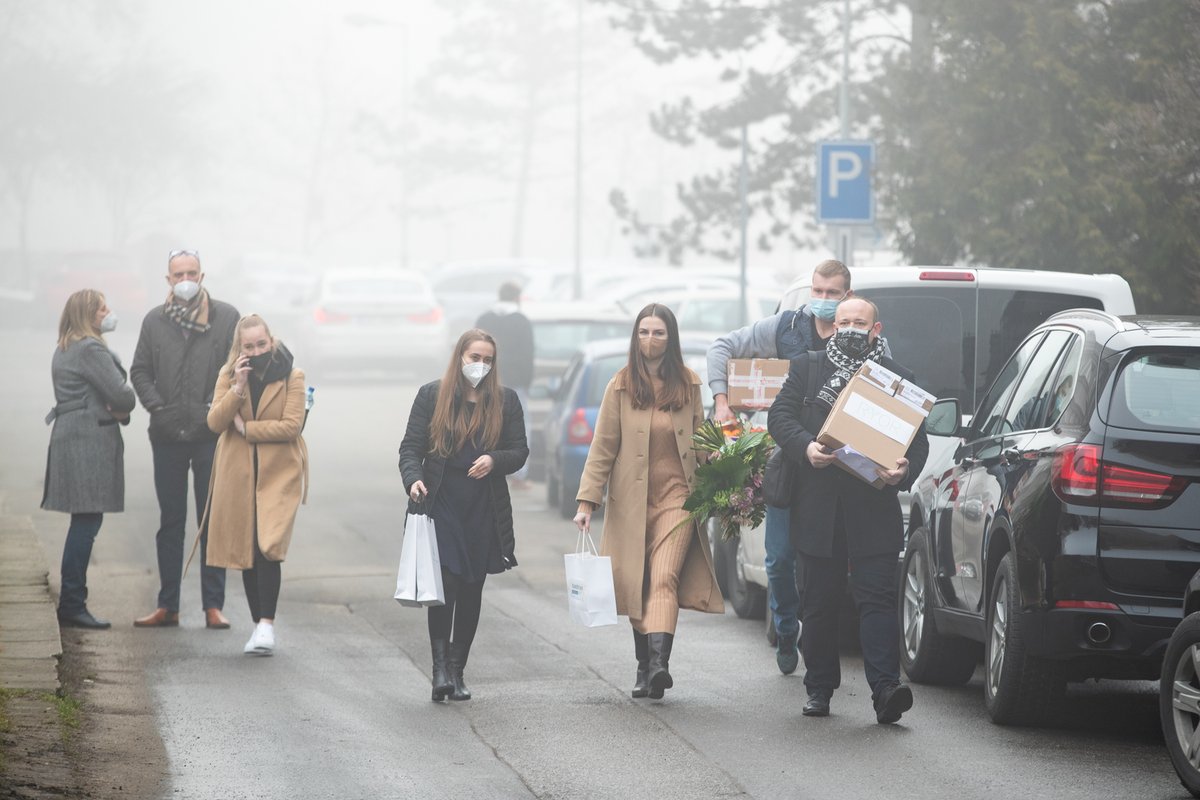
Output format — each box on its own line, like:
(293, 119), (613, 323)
(679, 419), (773, 541)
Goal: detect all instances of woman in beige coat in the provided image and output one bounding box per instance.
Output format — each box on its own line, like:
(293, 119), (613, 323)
(574, 303), (723, 700)
(203, 313), (307, 656)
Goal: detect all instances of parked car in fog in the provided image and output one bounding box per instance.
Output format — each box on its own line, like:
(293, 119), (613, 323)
(904, 313), (1200, 725)
(431, 259), (570, 333)
(713, 267), (1138, 637)
(543, 337), (713, 518)
(302, 268), (448, 376)
(1161, 567), (1200, 798)
(520, 302), (629, 480)
(226, 253), (318, 344)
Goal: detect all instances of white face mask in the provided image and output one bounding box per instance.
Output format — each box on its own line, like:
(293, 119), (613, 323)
(173, 280), (200, 302)
(99, 311), (118, 333)
(462, 361), (491, 388)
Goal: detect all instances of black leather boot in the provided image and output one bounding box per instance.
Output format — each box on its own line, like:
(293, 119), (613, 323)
(632, 630), (650, 698)
(449, 641), (472, 701)
(431, 639), (453, 701)
(647, 632), (674, 699)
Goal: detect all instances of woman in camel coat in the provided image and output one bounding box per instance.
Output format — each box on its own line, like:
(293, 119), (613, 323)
(575, 303), (723, 700)
(202, 313), (307, 656)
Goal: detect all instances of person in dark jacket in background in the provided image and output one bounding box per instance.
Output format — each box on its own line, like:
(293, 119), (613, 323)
(768, 297), (929, 725)
(43, 289), (137, 629)
(399, 328), (528, 702)
(130, 250), (239, 630)
(475, 282), (534, 488)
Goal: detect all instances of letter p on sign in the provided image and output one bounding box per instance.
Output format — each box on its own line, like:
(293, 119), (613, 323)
(817, 141), (874, 224)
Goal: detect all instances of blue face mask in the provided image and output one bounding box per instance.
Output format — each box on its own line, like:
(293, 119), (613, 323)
(809, 297), (840, 321)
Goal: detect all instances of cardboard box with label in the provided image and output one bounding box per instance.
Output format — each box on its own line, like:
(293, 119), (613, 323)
(727, 358), (791, 411)
(816, 361), (936, 488)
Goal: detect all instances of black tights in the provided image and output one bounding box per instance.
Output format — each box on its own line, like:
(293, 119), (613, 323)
(427, 569), (485, 647)
(242, 537), (281, 622)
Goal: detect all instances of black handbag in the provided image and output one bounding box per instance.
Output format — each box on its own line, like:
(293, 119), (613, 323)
(763, 446), (796, 508)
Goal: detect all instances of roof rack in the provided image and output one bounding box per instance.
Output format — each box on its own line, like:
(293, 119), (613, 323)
(1045, 307), (1128, 329)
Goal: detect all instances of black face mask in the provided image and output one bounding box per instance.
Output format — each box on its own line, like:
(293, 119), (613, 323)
(248, 351), (274, 378)
(834, 326), (872, 357)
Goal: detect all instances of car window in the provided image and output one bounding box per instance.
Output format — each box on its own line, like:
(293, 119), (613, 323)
(759, 298), (778, 318)
(328, 277), (423, 297)
(533, 321), (629, 361)
(677, 298), (743, 333)
(972, 333), (1046, 440)
(1044, 336), (1083, 427)
(1001, 330), (1072, 433)
(1109, 350), (1200, 434)
(975, 290), (1102, 405)
(585, 355), (628, 405)
(863, 286), (977, 409)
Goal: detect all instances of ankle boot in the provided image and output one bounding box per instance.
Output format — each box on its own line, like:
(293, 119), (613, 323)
(430, 639), (453, 701)
(647, 632), (674, 699)
(449, 641), (472, 701)
(632, 630), (650, 698)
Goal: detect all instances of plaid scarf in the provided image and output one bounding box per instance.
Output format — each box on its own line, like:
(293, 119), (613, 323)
(163, 288), (211, 333)
(816, 333), (889, 409)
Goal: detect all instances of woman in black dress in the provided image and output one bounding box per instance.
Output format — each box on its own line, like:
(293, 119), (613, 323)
(399, 329), (528, 701)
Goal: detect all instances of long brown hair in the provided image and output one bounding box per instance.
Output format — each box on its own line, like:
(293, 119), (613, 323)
(428, 329), (504, 457)
(622, 303), (690, 411)
(57, 289), (105, 351)
(223, 314), (276, 373)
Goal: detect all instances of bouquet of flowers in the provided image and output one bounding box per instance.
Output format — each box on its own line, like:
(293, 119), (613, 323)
(678, 418), (773, 541)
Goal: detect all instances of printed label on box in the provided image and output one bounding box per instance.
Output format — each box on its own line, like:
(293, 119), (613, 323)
(842, 392), (916, 445)
(896, 381), (936, 415)
(859, 361), (903, 393)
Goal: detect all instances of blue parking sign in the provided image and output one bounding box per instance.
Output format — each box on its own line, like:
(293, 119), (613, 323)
(817, 141), (874, 224)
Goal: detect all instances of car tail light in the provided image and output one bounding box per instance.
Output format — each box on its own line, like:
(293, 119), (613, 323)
(567, 408), (593, 445)
(919, 270), (975, 282)
(313, 306), (350, 324)
(407, 306), (443, 324)
(1052, 443), (1187, 508)
(1054, 600), (1119, 610)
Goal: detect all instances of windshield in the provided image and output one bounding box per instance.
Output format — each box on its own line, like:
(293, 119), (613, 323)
(534, 321), (629, 361)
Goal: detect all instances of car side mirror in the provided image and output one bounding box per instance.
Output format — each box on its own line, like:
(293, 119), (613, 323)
(926, 398), (962, 437)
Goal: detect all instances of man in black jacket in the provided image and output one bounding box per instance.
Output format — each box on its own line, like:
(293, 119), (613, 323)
(130, 250), (239, 630)
(768, 297), (929, 724)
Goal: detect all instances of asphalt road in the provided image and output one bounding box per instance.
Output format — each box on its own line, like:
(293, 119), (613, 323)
(0, 330), (1186, 800)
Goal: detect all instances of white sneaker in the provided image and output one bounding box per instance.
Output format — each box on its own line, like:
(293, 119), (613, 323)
(242, 622), (275, 656)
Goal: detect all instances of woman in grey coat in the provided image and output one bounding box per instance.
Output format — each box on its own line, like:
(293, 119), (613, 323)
(42, 289), (137, 629)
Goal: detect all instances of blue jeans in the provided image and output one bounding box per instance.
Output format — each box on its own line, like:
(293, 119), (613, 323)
(152, 440), (225, 613)
(764, 505), (801, 641)
(798, 546), (901, 700)
(59, 512), (103, 617)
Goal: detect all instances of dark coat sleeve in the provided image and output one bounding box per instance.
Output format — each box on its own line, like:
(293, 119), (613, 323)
(488, 388), (530, 476)
(768, 355), (817, 464)
(399, 382), (438, 493)
(130, 312), (164, 411)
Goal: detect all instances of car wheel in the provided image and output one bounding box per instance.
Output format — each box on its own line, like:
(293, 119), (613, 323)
(558, 481), (578, 520)
(1161, 611), (1200, 798)
(765, 586), (778, 647)
(899, 528), (978, 685)
(727, 537), (767, 620)
(984, 552), (1065, 725)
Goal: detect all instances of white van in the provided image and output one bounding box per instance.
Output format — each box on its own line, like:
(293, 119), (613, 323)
(714, 266), (1136, 628)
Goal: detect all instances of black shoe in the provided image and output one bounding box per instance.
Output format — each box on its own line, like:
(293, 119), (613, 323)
(874, 682), (913, 724)
(58, 610), (111, 629)
(448, 641), (472, 701)
(802, 692), (830, 717)
(430, 639), (453, 701)
(647, 632), (674, 699)
(632, 630), (650, 698)
(776, 630), (799, 675)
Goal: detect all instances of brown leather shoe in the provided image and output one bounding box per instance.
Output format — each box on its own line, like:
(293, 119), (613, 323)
(133, 608), (179, 627)
(205, 608), (231, 629)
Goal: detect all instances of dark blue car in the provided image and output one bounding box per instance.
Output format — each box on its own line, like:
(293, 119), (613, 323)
(544, 337), (713, 518)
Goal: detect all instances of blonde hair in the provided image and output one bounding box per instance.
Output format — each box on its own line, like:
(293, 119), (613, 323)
(224, 314), (276, 372)
(57, 289), (105, 351)
(429, 329), (503, 458)
(813, 259), (852, 291)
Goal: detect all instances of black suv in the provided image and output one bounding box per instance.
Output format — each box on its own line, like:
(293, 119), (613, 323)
(900, 311), (1200, 725)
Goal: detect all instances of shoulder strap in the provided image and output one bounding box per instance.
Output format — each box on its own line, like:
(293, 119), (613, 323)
(803, 350), (824, 405)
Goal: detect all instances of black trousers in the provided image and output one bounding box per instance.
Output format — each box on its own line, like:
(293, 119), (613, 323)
(427, 569), (485, 647)
(242, 535), (281, 622)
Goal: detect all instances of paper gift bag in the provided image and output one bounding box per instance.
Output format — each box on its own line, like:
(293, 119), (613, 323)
(564, 531), (618, 627)
(395, 512), (445, 607)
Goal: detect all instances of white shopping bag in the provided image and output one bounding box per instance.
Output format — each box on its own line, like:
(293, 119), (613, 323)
(394, 512), (445, 607)
(564, 531), (618, 627)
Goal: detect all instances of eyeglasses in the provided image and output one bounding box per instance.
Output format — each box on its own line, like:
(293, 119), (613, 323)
(168, 249), (200, 260)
